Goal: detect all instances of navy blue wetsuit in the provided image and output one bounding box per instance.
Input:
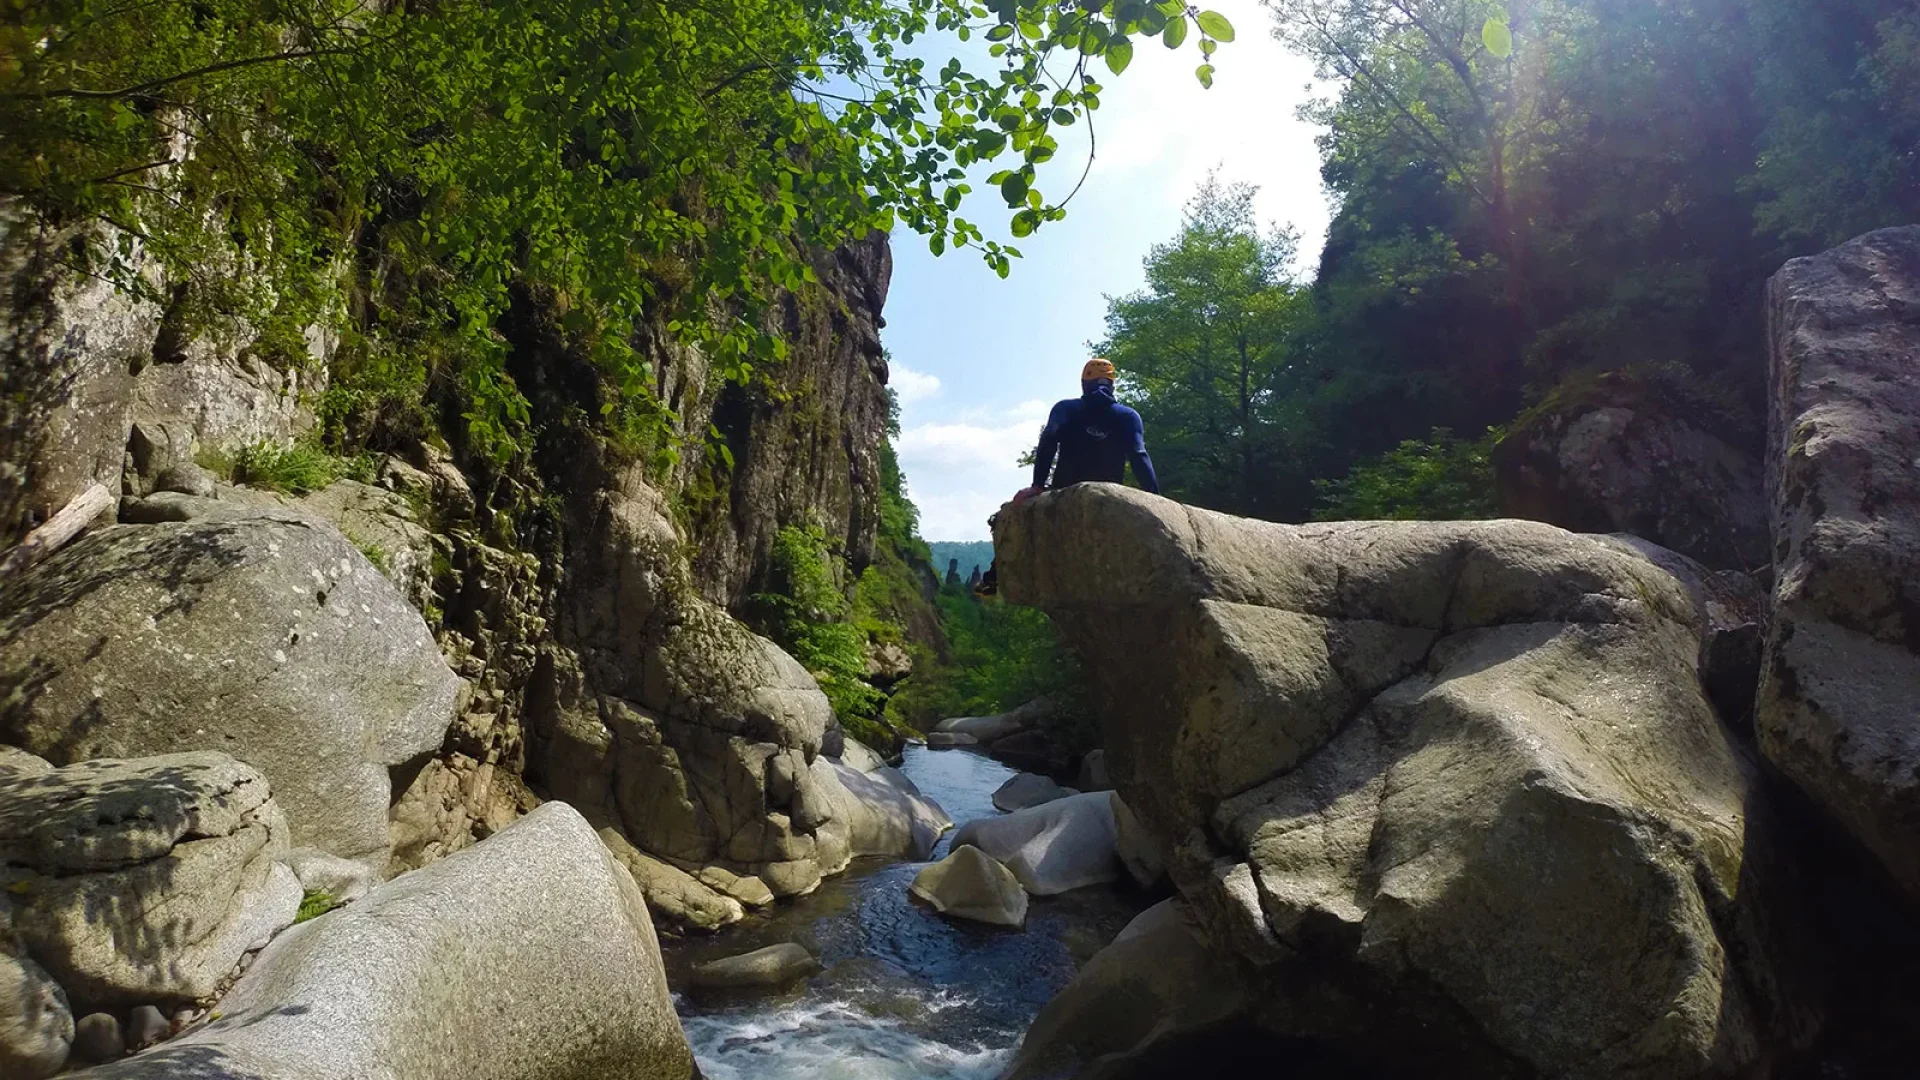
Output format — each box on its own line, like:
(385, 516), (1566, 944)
(1032, 383), (1161, 493)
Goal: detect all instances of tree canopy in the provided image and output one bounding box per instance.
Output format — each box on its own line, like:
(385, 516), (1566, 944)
(1102, 0), (1919, 525)
(3, 0), (1234, 459)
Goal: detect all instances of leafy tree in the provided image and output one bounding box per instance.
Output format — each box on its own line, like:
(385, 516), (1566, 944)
(2, 0), (1236, 460)
(1312, 428), (1498, 520)
(1098, 177), (1306, 517)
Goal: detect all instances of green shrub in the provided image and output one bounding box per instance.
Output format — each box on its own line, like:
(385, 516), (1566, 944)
(1312, 428), (1499, 522)
(227, 442), (343, 494)
(754, 524), (887, 725)
(293, 890), (342, 924)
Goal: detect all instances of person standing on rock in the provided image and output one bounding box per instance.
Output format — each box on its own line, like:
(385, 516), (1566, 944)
(979, 359), (1160, 595)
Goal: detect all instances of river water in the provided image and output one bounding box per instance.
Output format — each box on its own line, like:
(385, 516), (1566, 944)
(662, 747), (1146, 1080)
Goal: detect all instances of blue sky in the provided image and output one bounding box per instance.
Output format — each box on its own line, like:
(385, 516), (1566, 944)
(881, 0), (1331, 540)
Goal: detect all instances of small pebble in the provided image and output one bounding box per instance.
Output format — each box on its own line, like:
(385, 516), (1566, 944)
(126, 1004), (169, 1050)
(73, 1012), (123, 1063)
(171, 1007), (199, 1034)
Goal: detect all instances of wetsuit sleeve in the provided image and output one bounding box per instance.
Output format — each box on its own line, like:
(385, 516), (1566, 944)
(1125, 410), (1160, 494)
(1033, 403), (1067, 489)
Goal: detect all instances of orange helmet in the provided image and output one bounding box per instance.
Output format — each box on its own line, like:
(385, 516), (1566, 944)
(1081, 358), (1116, 382)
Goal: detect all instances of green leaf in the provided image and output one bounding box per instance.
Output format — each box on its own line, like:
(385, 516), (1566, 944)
(1011, 209), (1039, 237)
(1195, 10), (1234, 41)
(1200, 37), (1216, 56)
(986, 23), (1014, 41)
(1000, 172), (1030, 206)
(1482, 17), (1513, 59)
(1105, 39), (1134, 74)
(1196, 63), (1215, 88)
(1162, 16), (1187, 48)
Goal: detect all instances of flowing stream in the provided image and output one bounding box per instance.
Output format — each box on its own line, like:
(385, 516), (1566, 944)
(662, 747), (1146, 1080)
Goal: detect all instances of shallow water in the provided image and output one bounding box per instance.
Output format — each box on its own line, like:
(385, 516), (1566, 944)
(664, 746), (1145, 1080)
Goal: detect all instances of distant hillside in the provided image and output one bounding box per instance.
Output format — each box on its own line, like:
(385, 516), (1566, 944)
(928, 540), (993, 583)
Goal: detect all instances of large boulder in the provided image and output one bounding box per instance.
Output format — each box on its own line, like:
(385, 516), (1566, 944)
(599, 826), (743, 933)
(934, 698), (1053, 744)
(0, 948), (73, 1079)
(995, 485), (1813, 1077)
(808, 758), (951, 860)
(949, 791), (1120, 896)
(1493, 367), (1769, 573)
(0, 750), (300, 1006)
(73, 802), (695, 1080)
(685, 943), (821, 992)
(0, 513), (461, 869)
(1003, 901), (1246, 1080)
(909, 844), (1028, 928)
(991, 772), (1079, 812)
(1757, 226), (1920, 900)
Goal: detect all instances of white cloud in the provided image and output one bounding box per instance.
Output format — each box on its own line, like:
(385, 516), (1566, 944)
(896, 399), (1053, 539)
(889, 363), (943, 405)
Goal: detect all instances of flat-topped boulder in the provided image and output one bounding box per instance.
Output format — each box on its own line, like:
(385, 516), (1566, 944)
(0, 750), (299, 1006)
(995, 484), (1814, 1077)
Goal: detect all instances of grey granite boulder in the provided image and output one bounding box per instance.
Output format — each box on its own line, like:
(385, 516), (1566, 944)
(1758, 226), (1920, 899)
(990, 773), (1078, 812)
(808, 757), (951, 860)
(0, 948), (72, 1079)
(909, 845), (1028, 927)
(686, 943), (821, 991)
(72, 802), (695, 1080)
(599, 827), (743, 932)
(950, 791), (1119, 896)
(0, 750), (299, 1005)
(995, 485), (1814, 1076)
(0, 514), (461, 868)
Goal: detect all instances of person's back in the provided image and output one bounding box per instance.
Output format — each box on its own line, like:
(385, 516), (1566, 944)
(1033, 359), (1159, 494)
(977, 358), (1159, 596)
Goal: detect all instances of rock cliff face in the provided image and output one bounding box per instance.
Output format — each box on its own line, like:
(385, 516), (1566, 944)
(1758, 226), (1920, 899)
(1493, 369), (1769, 574)
(996, 486), (1816, 1078)
(1, 203), (899, 919)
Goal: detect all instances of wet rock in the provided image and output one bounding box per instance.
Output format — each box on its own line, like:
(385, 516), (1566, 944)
(72, 1013), (122, 1064)
(0, 949), (71, 1078)
(950, 791), (1120, 896)
(0, 751), (300, 1005)
(695, 866), (776, 909)
(687, 944), (822, 992)
(909, 845), (1028, 928)
(124, 1006), (168, 1051)
(995, 485), (1815, 1076)
(809, 759), (951, 860)
(925, 731), (977, 749)
(991, 773), (1078, 813)
(0, 514), (460, 870)
(72, 803), (693, 1080)
(1004, 900), (1243, 1080)
(599, 827), (743, 932)
(1757, 225), (1920, 900)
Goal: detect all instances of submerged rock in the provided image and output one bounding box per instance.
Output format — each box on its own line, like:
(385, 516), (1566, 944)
(687, 943), (822, 992)
(950, 791), (1119, 896)
(71, 802), (694, 1080)
(0, 750), (300, 1005)
(1758, 225), (1920, 900)
(0, 514), (461, 869)
(910, 844), (1028, 928)
(995, 484), (1814, 1077)
(990, 773), (1078, 812)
